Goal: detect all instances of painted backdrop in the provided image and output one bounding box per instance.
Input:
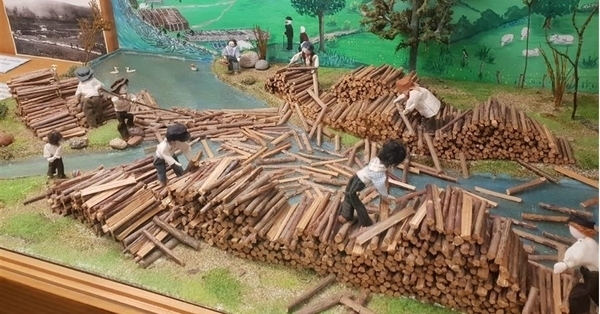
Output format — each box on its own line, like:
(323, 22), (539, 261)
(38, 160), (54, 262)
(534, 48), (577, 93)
(111, 0), (598, 92)
(2, 0), (108, 62)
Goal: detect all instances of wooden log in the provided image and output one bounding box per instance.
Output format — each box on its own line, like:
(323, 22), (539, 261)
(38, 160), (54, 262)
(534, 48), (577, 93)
(538, 202), (593, 219)
(423, 132), (442, 173)
(287, 275), (338, 312)
(141, 231), (184, 266)
(554, 166), (598, 188)
(22, 193), (48, 205)
(580, 197), (599, 208)
(521, 213), (568, 223)
(296, 292), (351, 314)
(506, 177), (547, 195)
(474, 186), (522, 203)
(355, 206), (415, 245)
(522, 287), (539, 314)
(339, 296), (375, 314)
(152, 217), (201, 250)
(541, 231), (576, 246)
(516, 159), (559, 184)
(459, 152), (469, 179)
(345, 290), (370, 314)
(512, 228), (564, 250)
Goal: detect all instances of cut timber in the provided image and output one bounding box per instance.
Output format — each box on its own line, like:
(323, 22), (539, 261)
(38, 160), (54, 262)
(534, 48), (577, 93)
(553, 166), (598, 189)
(201, 139), (214, 158)
(287, 274), (336, 312)
(459, 152), (469, 179)
(506, 177), (547, 195)
(153, 217), (201, 250)
(522, 287), (539, 314)
(512, 228), (564, 250)
(356, 207), (415, 245)
(474, 186), (522, 203)
(423, 132), (442, 173)
(141, 230), (185, 266)
(516, 159), (559, 183)
(80, 177), (137, 197)
(538, 202), (593, 219)
(296, 292), (351, 314)
(388, 178), (416, 191)
(339, 296), (376, 314)
(22, 193), (47, 205)
(581, 197), (599, 208)
(521, 213), (568, 223)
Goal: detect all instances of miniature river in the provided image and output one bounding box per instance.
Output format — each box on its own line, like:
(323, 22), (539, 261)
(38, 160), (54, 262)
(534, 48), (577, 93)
(0, 51), (597, 255)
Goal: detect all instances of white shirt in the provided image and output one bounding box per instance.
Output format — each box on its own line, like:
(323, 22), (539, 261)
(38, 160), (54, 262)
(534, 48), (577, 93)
(112, 94), (137, 112)
(356, 157), (389, 198)
(75, 78), (105, 98)
(562, 237), (599, 271)
(289, 53), (319, 68)
(43, 143), (63, 162)
(155, 139), (193, 167)
(394, 87), (441, 118)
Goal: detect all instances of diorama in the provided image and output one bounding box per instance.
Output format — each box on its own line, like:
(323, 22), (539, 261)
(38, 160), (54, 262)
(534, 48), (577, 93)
(0, 0), (598, 314)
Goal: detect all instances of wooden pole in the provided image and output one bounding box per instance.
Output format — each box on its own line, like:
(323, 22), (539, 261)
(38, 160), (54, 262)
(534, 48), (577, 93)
(506, 177), (547, 195)
(141, 231), (185, 266)
(287, 274), (336, 312)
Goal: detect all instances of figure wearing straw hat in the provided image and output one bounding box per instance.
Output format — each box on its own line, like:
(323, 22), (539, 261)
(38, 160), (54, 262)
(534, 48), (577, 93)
(554, 215), (598, 314)
(75, 66), (106, 128)
(110, 78), (136, 140)
(392, 72), (444, 133)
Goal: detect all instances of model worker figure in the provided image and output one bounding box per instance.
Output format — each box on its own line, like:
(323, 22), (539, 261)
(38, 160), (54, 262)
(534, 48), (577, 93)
(75, 66), (105, 128)
(284, 16), (294, 51)
(154, 123), (194, 186)
(554, 215), (599, 314)
(338, 139), (407, 228)
(43, 130), (66, 179)
(110, 78), (136, 140)
(298, 26), (309, 52)
(222, 39), (241, 74)
(289, 41), (319, 73)
(392, 72), (443, 133)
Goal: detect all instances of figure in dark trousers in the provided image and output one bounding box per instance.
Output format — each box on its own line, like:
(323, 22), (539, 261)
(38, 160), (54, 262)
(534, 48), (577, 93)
(338, 139), (407, 228)
(154, 123), (194, 186)
(110, 78), (136, 140)
(298, 26), (308, 52)
(75, 66), (105, 128)
(43, 130), (66, 179)
(284, 16), (294, 51)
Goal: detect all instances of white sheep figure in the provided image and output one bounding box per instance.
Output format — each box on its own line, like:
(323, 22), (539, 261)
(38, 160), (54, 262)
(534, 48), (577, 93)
(501, 34), (514, 47)
(548, 34), (574, 45)
(522, 48), (540, 57)
(237, 40), (254, 51)
(521, 27), (529, 40)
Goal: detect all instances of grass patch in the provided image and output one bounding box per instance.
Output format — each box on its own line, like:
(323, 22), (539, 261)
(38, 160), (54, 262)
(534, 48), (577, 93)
(0, 212), (71, 243)
(469, 160), (532, 178)
(202, 267), (243, 309)
(369, 295), (456, 314)
(0, 176), (46, 207)
(87, 120), (120, 148)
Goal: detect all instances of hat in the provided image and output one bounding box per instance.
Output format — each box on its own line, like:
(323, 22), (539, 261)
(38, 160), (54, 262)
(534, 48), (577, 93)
(110, 78), (129, 93)
(301, 41), (314, 52)
(300, 26), (306, 33)
(285, 16), (293, 21)
(166, 123), (191, 142)
(395, 71), (419, 94)
(75, 66), (94, 82)
(568, 215), (596, 230)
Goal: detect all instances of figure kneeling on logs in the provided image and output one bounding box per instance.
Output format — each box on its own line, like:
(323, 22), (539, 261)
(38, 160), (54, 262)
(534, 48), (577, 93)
(75, 66), (105, 128)
(110, 78), (136, 140)
(392, 71), (444, 134)
(553, 215), (599, 314)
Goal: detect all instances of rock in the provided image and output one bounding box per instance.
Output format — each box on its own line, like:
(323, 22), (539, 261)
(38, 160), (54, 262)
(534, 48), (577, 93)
(128, 126), (144, 137)
(109, 138), (128, 150)
(255, 60), (269, 71)
(69, 137), (88, 149)
(239, 51), (259, 68)
(127, 135), (143, 147)
(0, 131), (14, 147)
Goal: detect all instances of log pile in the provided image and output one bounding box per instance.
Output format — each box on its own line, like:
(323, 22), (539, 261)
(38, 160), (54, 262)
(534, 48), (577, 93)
(264, 67), (316, 105)
(328, 65), (404, 105)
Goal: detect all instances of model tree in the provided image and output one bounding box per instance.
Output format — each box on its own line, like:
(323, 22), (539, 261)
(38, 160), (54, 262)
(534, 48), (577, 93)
(531, 0), (578, 29)
(361, 0), (455, 72)
(290, 0), (346, 52)
(78, 0), (111, 65)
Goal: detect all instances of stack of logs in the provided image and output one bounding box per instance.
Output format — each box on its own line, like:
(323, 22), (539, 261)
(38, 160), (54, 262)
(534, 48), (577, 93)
(264, 65), (574, 163)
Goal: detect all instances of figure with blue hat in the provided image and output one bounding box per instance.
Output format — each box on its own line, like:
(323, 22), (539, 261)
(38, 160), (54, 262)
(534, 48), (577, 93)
(74, 66), (106, 128)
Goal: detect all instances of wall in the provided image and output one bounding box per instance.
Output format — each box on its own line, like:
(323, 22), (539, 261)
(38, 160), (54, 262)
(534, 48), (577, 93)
(0, 0), (117, 62)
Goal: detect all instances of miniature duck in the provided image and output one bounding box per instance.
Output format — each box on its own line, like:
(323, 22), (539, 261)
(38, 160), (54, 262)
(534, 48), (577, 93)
(125, 66), (136, 73)
(110, 66), (119, 74)
(190, 63), (198, 71)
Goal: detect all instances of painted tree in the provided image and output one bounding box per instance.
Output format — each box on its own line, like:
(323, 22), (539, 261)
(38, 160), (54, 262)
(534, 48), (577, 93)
(520, 0), (535, 88)
(290, 0), (346, 52)
(361, 0), (455, 72)
(78, 0), (111, 65)
(531, 0), (577, 29)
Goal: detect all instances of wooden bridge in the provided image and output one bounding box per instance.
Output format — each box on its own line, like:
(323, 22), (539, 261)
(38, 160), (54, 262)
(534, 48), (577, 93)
(185, 29), (270, 42)
(138, 8), (189, 32)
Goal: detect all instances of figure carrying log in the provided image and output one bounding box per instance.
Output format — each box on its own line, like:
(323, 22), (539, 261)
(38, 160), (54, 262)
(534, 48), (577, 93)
(43, 130), (66, 179)
(75, 66), (106, 128)
(153, 123), (193, 186)
(338, 139), (407, 229)
(392, 72), (443, 133)
(110, 78), (136, 140)
(553, 215), (599, 314)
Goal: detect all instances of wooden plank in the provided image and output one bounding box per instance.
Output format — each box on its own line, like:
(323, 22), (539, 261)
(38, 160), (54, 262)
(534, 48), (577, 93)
(388, 178), (416, 191)
(153, 217), (201, 250)
(460, 194), (473, 240)
(355, 206), (415, 245)
(80, 177), (137, 197)
(554, 166), (598, 189)
(201, 139), (214, 158)
(474, 186), (522, 203)
(286, 274), (336, 312)
(142, 230), (185, 266)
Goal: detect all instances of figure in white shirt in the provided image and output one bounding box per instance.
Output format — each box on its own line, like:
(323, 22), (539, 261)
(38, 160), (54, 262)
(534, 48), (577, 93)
(110, 78), (136, 140)
(154, 123), (194, 186)
(554, 215), (599, 314)
(43, 130), (66, 179)
(392, 72), (443, 133)
(74, 66), (106, 128)
(338, 139), (406, 228)
(222, 39), (241, 74)
(289, 41), (319, 73)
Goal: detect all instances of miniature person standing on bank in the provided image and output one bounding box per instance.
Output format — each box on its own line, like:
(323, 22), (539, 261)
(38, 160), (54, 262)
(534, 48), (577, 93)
(284, 16), (294, 51)
(338, 139), (407, 229)
(43, 130), (66, 179)
(554, 215), (599, 314)
(222, 39), (241, 74)
(75, 66), (105, 128)
(392, 72), (443, 133)
(110, 78), (136, 140)
(154, 123), (194, 186)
